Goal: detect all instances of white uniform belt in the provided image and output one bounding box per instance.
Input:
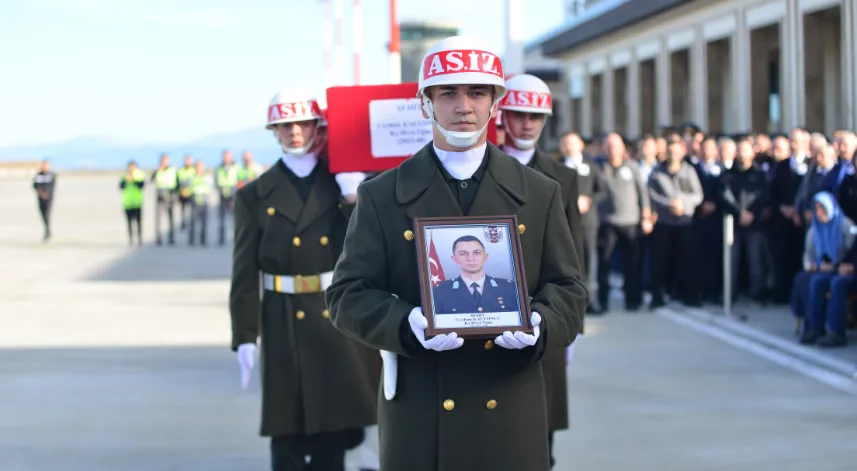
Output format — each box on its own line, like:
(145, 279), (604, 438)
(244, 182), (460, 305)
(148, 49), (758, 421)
(262, 271), (334, 294)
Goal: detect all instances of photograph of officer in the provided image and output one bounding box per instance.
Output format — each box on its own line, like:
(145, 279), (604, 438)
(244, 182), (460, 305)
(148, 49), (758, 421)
(431, 234), (519, 315)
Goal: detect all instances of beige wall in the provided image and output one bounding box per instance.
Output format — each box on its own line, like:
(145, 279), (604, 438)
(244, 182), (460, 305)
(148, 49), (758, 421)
(529, 0), (857, 140)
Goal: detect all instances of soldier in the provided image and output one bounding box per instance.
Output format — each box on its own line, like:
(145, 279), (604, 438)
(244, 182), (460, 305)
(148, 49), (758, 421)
(325, 35), (587, 471)
(177, 154), (196, 230)
(32, 159), (56, 242)
(498, 73), (584, 469)
(215, 150), (239, 246)
(152, 153), (179, 246)
(230, 91), (378, 471)
(432, 235), (519, 314)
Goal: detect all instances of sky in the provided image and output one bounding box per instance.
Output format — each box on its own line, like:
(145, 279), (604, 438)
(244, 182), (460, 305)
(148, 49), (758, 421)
(0, 0), (569, 147)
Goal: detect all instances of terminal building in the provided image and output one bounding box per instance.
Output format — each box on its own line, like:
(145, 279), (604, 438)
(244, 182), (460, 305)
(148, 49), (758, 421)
(524, 0), (857, 150)
(400, 20), (460, 83)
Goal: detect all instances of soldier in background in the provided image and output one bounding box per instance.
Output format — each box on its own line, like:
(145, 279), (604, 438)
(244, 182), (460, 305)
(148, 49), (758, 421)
(230, 91), (377, 471)
(32, 159), (56, 242)
(497, 73), (585, 470)
(151, 153), (179, 246)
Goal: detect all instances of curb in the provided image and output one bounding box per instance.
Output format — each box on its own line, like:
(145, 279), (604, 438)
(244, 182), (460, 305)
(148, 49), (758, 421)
(655, 306), (857, 397)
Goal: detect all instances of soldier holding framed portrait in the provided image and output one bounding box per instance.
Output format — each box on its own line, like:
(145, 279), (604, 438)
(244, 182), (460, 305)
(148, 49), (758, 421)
(325, 35), (588, 471)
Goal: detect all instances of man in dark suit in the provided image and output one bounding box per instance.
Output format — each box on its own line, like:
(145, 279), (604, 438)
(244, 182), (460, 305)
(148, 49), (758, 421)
(326, 36), (587, 471)
(230, 91), (380, 471)
(498, 74), (585, 469)
(432, 235), (519, 314)
(561, 131), (604, 312)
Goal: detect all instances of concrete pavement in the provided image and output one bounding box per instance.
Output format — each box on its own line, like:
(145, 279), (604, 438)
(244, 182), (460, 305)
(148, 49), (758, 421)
(3, 175), (857, 470)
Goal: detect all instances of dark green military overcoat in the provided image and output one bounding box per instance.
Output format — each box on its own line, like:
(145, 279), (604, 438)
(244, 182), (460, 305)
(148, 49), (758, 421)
(325, 142), (588, 471)
(528, 148), (586, 435)
(229, 159), (380, 439)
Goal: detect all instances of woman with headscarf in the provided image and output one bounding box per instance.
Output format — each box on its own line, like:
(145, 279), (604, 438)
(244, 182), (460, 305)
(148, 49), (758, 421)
(791, 191), (856, 345)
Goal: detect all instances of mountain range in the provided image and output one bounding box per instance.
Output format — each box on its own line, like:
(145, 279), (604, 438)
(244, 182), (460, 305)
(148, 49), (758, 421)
(0, 127), (283, 170)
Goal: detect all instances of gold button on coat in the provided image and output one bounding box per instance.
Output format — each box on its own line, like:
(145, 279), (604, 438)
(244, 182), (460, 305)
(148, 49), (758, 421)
(484, 340), (494, 350)
(267, 207), (275, 216)
(321, 309), (330, 319)
(486, 400), (497, 410)
(320, 236), (329, 246)
(293, 237), (301, 246)
(443, 399), (455, 411)
(404, 230), (414, 241)
(296, 310), (305, 320)
(518, 224), (526, 235)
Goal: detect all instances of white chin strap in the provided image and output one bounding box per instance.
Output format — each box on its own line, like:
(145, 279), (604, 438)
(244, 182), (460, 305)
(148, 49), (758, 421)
(422, 99), (491, 149)
(502, 113), (540, 150)
(272, 125), (317, 156)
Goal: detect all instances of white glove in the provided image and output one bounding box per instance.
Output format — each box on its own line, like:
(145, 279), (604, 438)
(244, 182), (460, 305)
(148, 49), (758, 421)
(495, 312), (541, 349)
(334, 172), (367, 196)
(237, 343), (257, 390)
(408, 307), (464, 351)
(566, 344), (574, 364)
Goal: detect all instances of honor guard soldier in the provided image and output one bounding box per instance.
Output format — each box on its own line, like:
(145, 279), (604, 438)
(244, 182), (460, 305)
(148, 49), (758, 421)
(152, 153), (179, 245)
(325, 36), (588, 471)
(230, 91), (379, 471)
(188, 160), (213, 246)
(32, 159), (56, 242)
(498, 73), (585, 469)
(215, 150), (239, 246)
(177, 154), (196, 230)
(119, 160), (146, 246)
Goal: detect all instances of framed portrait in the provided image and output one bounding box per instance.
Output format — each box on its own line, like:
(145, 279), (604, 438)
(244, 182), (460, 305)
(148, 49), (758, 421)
(413, 215), (532, 339)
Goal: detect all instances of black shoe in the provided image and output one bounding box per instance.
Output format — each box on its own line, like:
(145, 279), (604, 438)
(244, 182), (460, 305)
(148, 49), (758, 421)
(648, 298), (666, 310)
(817, 332), (848, 347)
(156, 238), (162, 246)
(799, 330), (823, 345)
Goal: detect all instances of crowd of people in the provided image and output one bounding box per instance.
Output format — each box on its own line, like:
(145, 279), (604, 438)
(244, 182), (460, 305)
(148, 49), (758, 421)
(548, 124), (857, 348)
(118, 150), (264, 246)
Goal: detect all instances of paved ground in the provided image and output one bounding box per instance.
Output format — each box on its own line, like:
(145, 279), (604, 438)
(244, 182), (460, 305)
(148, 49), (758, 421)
(3, 175), (857, 470)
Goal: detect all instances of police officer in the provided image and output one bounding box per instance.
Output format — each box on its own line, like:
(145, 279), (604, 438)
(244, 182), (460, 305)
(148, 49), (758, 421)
(152, 153), (179, 246)
(119, 160), (145, 246)
(32, 159), (56, 242)
(432, 235), (519, 314)
(215, 150), (239, 246)
(188, 160), (212, 246)
(498, 73), (584, 469)
(230, 91), (378, 471)
(177, 154), (196, 230)
(325, 35), (587, 471)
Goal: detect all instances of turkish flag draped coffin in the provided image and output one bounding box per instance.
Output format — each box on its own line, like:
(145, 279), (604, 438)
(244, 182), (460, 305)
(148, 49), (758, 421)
(326, 83), (498, 174)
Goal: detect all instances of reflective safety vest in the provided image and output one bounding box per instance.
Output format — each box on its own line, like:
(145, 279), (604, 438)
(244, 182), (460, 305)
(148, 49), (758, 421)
(155, 167), (178, 190)
(237, 163), (263, 188)
(191, 174), (213, 205)
(122, 169), (146, 210)
(216, 165), (239, 198)
(178, 166), (196, 198)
